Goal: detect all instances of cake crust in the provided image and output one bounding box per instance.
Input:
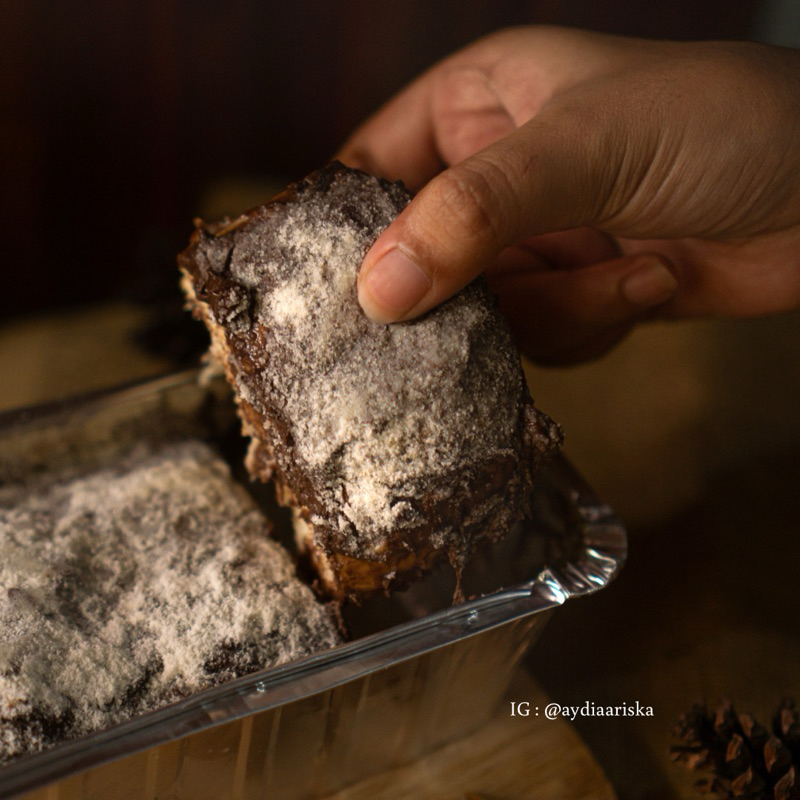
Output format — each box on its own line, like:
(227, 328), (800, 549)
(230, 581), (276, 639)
(180, 162), (562, 598)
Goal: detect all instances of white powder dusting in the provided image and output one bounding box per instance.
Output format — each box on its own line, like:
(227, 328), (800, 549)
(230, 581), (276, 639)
(181, 165), (562, 584)
(0, 440), (341, 764)
(245, 177), (517, 536)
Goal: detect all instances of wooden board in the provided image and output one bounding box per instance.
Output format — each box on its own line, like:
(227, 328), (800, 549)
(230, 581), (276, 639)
(323, 671), (616, 800)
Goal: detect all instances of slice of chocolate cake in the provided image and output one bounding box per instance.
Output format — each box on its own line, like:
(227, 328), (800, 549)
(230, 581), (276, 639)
(0, 440), (341, 765)
(180, 162), (562, 598)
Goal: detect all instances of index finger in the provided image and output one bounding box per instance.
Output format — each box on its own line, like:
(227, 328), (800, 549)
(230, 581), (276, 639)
(336, 70), (444, 191)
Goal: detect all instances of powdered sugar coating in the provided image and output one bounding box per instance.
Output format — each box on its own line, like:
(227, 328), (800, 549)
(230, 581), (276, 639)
(181, 164), (562, 593)
(0, 440), (340, 764)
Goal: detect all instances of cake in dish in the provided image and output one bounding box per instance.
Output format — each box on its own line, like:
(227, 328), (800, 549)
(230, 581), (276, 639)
(0, 440), (341, 765)
(180, 162), (563, 599)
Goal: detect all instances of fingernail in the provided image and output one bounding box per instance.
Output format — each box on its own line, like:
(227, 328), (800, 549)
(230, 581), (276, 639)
(621, 261), (677, 307)
(359, 248), (432, 323)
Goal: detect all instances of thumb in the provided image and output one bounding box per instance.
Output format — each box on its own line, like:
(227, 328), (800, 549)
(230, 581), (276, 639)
(358, 107), (622, 323)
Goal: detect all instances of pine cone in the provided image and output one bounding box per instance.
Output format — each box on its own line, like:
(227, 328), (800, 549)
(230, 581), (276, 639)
(670, 699), (800, 799)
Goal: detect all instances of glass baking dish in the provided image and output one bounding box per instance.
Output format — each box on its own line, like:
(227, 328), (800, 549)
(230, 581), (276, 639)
(0, 370), (626, 800)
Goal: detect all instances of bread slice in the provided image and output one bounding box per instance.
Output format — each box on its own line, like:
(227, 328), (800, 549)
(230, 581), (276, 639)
(179, 162), (562, 598)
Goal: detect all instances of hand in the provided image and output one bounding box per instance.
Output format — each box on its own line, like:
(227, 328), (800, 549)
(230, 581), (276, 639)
(337, 27), (800, 363)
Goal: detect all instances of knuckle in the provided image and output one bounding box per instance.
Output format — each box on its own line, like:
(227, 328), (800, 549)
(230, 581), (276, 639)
(426, 163), (508, 251)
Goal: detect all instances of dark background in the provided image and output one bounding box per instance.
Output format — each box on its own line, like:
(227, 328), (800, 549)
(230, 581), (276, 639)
(2, 0), (760, 322)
